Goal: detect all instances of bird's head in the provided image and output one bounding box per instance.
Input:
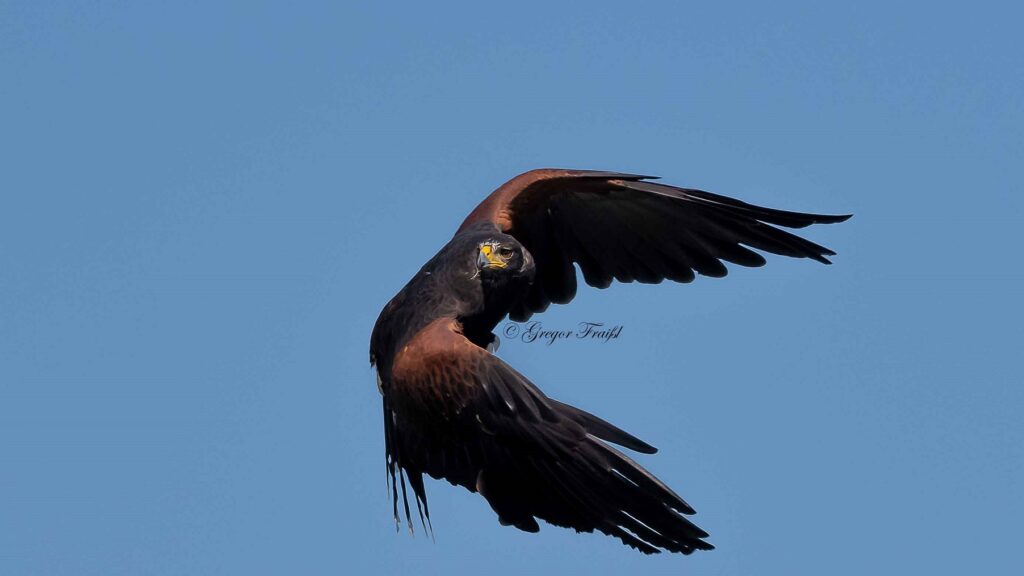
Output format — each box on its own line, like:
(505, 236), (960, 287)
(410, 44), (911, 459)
(476, 237), (534, 280)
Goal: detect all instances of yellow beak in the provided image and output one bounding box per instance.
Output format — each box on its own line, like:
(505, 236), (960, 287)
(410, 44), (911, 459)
(478, 244), (508, 269)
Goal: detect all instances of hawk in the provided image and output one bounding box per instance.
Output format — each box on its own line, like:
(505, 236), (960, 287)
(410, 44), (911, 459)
(370, 169), (849, 554)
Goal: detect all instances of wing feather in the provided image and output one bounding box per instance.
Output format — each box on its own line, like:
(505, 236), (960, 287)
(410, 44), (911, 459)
(384, 318), (713, 554)
(459, 169), (850, 319)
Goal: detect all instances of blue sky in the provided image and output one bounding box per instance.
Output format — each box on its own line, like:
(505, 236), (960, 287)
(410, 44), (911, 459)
(2, 2), (1021, 574)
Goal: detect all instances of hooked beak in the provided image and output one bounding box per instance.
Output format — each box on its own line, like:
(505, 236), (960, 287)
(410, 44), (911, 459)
(477, 244), (507, 269)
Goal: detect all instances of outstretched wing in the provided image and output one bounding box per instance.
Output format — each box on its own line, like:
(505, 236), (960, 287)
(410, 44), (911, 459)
(458, 169), (851, 320)
(383, 318), (713, 555)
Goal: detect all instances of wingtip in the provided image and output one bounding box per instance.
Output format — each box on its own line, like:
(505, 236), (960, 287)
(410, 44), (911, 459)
(820, 213), (853, 224)
(635, 442), (658, 455)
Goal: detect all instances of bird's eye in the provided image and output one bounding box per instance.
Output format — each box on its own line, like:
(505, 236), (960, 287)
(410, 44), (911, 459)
(498, 247), (515, 259)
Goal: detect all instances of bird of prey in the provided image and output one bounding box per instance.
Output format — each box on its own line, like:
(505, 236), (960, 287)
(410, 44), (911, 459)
(370, 169), (849, 555)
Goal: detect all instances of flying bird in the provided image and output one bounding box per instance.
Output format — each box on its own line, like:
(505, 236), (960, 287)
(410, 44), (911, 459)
(370, 169), (850, 555)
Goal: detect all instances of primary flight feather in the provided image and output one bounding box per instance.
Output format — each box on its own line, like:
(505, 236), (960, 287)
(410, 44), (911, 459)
(370, 168), (850, 555)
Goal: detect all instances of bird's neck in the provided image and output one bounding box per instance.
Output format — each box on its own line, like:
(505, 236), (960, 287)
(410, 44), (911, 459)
(372, 255), (530, 369)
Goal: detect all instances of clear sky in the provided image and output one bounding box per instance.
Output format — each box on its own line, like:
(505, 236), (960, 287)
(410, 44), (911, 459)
(2, 2), (1021, 574)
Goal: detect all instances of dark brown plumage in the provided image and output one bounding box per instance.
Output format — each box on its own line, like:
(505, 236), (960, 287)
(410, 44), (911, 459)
(370, 169), (850, 555)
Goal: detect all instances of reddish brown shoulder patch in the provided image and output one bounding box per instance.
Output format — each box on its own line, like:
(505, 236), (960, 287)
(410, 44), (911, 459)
(390, 319), (482, 417)
(457, 169), (574, 234)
